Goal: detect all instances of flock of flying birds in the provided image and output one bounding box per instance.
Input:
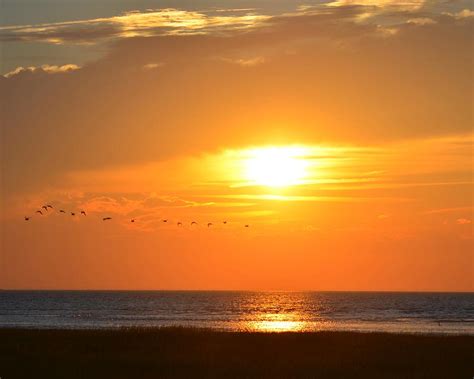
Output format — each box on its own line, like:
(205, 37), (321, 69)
(24, 204), (250, 228)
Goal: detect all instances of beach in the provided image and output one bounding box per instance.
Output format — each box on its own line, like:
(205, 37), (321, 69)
(1, 328), (472, 378)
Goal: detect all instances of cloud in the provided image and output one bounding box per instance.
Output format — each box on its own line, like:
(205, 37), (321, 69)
(327, 0), (425, 12)
(423, 207), (473, 215)
(3, 64), (81, 78)
(406, 17), (436, 25)
(142, 62), (165, 70)
(449, 9), (474, 19)
(220, 56), (266, 67)
(1, 2), (464, 47)
(1, 9), (472, 200)
(0, 8), (270, 45)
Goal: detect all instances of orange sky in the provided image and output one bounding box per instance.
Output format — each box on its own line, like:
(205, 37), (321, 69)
(1, 1), (472, 291)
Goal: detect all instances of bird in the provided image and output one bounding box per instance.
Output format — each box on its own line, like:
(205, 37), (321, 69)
(80, 211), (86, 216)
(207, 223), (213, 227)
(131, 219), (135, 223)
(59, 210), (66, 213)
(42, 205), (48, 212)
(162, 219), (168, 223)
(36, 210), (43, 215)
(24, 216), (30, 221)
(223, 221), (227, 224)
(46, 205), (53, 209)
(103, 217), (112, 221)
(71, 212), (75, 216)
(244, 224), (249, 228)
(177, 222), (182, 226)
(191, 221), (197, 226)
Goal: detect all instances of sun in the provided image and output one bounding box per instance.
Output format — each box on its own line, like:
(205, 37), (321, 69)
(244, 147), (309, 187)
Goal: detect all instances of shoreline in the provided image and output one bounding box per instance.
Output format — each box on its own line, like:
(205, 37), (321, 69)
(0, 325), (472, 337)
(2, 328), (472, 378)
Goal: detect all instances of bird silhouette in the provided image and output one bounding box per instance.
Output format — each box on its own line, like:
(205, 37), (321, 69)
(162, 219), (168, 223)
(103, 217), (112, 221)
(24, 216), (30, 221)
(80, 211), (86, 216)
(223, 221), (227, 224)
(131, 219), (135, 223)
(244, 224), (249, 228)
(42, 205), (48, 212)
(71, 212), (75, 216)
(59, 210), (66, 213)
(47, 205), (53, 209)
(177, 222), (182, 226)
(191, 221), (197, 226)
(207, 223), (213, 227)
(36, 210), (43, 215)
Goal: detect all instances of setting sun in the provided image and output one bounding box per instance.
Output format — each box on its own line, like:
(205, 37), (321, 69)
(244, 147), (309, 187)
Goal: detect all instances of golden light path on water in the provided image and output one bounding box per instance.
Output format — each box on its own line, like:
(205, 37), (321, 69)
(245, 313), (308, 332)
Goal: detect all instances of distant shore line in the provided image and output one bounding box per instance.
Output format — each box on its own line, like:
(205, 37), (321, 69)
(2, 289), (473, 293)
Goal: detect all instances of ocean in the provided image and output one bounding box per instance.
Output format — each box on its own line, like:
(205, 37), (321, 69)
(0, 291), (472, 334)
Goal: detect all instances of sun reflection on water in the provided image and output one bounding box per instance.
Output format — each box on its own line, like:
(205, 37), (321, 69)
(244, 313), (308, 332)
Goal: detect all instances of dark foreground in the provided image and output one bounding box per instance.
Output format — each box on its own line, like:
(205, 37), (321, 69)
(1, 328), (472, 378)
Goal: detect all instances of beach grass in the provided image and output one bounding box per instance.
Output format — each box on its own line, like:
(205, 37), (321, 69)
(1, 327), (472, 378)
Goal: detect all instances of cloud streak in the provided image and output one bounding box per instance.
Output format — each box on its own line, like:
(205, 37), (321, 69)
(0, 8), (270, 45)
(3, 64), (81, 78)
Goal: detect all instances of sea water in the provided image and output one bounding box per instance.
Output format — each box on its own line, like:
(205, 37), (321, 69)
(0, 291), (472, 334)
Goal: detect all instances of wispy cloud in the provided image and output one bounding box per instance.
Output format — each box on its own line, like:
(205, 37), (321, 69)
(406, 17), (436, 25)
(422, 207), (473, 215)
(447, 9), (474, 19)
(209, 194), (414, 202)
(220, 56), (266, 67)
(142, 62), (165, 70)
(0, 8), (270, 45)
(328, 0), (425, 9)
(3, 64), (80, 78)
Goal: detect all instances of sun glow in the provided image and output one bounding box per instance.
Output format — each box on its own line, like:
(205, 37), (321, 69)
(244, 147), (309, 187)
(245, 313), (308, 332)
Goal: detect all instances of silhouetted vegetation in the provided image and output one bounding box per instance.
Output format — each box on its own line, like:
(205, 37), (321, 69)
(1, 328), (472, 378)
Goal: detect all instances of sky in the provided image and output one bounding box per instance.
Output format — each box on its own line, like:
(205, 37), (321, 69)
(0, 0), (472, 291)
